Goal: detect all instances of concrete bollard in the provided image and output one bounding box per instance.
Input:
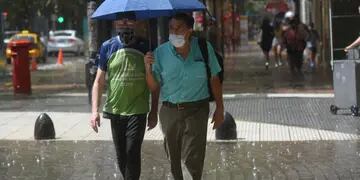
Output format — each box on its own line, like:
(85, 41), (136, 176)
(215, 112), (237, 140)
(34, 113), (56, 140)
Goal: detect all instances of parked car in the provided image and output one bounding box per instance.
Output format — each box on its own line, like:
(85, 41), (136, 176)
(5, 30), (47, 64)
(47, 30), (85, 56)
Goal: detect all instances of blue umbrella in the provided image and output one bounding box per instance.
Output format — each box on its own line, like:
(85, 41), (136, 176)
(91, 0), (206, 20)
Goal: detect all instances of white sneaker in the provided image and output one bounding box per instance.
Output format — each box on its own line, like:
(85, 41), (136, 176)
(275, 63), (278, 68)
(265, 62), (269, 69)
(278, 61), (282, 66)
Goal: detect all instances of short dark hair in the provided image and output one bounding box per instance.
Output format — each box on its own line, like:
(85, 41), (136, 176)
(171, 13), (194, 28)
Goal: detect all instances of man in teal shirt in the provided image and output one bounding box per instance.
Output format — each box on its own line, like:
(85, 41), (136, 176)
(144, 13), (224, 180)
(90, 19), (158, 180)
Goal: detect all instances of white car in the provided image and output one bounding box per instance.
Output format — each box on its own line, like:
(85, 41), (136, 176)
(47, 30), (85, 56)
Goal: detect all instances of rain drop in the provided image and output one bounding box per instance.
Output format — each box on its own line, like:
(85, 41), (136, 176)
(247, 151), (251, 159)
(252, 169), (257, 179)
(297, 152), (302, 159)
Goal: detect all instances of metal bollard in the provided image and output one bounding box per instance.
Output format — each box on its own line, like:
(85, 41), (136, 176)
(34, 113), (56, 140)
(215, 111), (237, 140)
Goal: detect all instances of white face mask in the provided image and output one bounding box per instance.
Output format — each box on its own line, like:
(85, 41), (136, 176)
(169, 34), (185, 48)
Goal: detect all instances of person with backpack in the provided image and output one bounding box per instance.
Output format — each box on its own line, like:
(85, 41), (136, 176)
(144, 13), (224, 180)
(282, 11), (309, 77)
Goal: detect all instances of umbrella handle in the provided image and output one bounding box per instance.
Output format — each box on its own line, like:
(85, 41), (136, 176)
(148, 21), (152, 51)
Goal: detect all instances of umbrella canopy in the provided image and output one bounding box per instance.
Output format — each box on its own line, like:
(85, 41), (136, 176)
(91, 0), (206, 20)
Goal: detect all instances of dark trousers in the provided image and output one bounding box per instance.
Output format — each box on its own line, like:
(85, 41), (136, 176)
(287, 50), (304, 75)
(110, 114), (147, 180)
(159, 101), (209, 180)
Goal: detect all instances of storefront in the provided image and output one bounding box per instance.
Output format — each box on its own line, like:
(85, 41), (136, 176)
(329, 0), (360, 62)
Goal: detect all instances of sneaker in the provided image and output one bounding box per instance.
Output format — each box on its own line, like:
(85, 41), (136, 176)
(265, 62), (269, 70)
(309, 61), (315, 69)
(278, 61), (282, 66)
(275, 63), (278, 68)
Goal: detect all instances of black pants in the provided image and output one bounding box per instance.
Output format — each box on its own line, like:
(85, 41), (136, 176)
(110, 114), (147, 180)
(287, 50), (304, 75)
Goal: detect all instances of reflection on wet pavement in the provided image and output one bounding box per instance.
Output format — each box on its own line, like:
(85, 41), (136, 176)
(223, 50), (333, 94)
(0, 140), (359, 180)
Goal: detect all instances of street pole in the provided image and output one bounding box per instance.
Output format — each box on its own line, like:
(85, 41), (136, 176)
(87, 0), (98, 57)
(86, 0), (98, 104)
(0, 12), (4, 53)
(53, 0), (58, 31)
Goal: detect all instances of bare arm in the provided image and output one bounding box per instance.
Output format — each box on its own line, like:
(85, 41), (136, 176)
(144, 51), (160, 130)
(144, 52), (160, 92)
(90, 68), (106, 133)
(345, 36), (360, 52)
(147, 86), (160, 130)
(150, 87), (160, 111)
(210, 76), (224, 129)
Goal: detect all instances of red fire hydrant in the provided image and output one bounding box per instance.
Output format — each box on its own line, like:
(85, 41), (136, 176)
(9, 40), (32, 94)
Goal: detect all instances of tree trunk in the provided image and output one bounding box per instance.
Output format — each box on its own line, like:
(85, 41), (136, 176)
(86, 0), (98, 104)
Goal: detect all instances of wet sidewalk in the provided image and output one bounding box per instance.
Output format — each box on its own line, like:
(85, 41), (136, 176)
(0, 56), (87, 95)
(1, 46), (334, 96)
(1, 140), (360, 180)
(0, 94), (358, 142)
(223, 45), (333, 94)
(0, 44), (357, 180)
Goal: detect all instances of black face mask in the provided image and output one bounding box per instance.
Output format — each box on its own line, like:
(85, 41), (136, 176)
(118, 28), (135, 46)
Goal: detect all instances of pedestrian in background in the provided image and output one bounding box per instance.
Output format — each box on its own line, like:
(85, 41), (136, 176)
(282, 11), (308, 78)
(272, 12), (286, 68)
(144, 13), (224, 180)
(258, 16), (274, 70)
(306, 22), (320, 70)
(90, 19), (158, 180)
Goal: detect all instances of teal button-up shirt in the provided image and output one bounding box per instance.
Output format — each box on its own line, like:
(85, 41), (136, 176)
(152, 37), (221, 104)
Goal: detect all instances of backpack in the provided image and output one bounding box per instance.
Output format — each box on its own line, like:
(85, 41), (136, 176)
(284, 26), (307, 52)
(198, 38), (224, 101)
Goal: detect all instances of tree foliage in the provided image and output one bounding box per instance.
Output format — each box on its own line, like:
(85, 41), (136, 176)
(0, 0), (87, 34)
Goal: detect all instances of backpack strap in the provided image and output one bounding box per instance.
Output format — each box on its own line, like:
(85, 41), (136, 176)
(198, 37), (213, 100)
(198, 38), (211, 78)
